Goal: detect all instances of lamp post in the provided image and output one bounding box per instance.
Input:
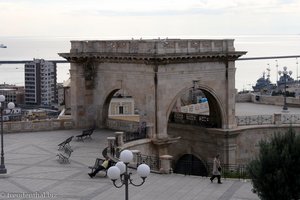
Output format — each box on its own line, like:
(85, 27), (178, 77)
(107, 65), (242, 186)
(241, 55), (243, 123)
(276, 60), (279, 82)
(0, 95), (15, 174)
(296, 58), (299, 81)
(278, 66), (292, 111)
(107, 150), (150, 200)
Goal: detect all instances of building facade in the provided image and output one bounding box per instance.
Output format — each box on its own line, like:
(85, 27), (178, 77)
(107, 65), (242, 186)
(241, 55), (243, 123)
(0, 84), (25, 105)
(24, 59), (57, 107)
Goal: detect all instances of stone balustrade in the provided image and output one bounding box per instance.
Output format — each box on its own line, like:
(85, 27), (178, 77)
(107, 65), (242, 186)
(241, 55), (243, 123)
(236, 113), (300, 126)
(70, 39), (235, 55)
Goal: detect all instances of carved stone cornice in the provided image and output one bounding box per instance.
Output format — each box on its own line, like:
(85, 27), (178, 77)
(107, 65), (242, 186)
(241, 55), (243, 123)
(58, 51), (246, 65)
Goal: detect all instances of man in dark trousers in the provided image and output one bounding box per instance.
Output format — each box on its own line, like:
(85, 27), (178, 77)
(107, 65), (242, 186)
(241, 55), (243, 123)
(88, 157), (110, 178)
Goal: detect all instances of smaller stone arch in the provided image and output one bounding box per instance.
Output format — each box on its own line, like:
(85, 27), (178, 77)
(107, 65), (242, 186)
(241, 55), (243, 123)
(167, 84), (225, 129)
(174, 154), (208, 176)
(100, 89), (118, 127)
(100, 84), (143, 128)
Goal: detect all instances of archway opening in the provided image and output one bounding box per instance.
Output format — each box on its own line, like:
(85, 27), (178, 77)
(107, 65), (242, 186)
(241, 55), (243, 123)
(168, 87), (222, 128)
(102, 89), (147, 142)
(174, 154), (208, 176)
(103, 89), (140, 123)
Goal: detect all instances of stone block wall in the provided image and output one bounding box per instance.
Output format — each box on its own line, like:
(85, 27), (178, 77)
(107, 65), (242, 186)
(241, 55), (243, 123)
(106, 118), (140, 132)
(3, 119), (74, 133)
(167, 123), (300, 165)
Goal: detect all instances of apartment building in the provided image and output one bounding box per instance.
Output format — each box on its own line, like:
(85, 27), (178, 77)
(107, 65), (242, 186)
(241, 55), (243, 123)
(24, 59), (57, 106)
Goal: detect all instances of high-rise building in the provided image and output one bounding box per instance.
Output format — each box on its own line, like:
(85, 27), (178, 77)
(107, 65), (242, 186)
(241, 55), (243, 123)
(24, 59), (57, 106)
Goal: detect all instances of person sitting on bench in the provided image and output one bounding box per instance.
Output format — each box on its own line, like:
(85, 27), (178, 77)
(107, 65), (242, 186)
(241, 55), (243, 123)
(88, 157), (110, 178)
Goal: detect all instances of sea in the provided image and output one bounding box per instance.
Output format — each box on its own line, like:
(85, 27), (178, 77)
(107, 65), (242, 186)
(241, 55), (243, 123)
(0, 35), (300, 91)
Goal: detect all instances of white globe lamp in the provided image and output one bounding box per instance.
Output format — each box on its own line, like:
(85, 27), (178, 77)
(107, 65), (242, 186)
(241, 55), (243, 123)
(120, 150), (133, 163)
(137, 164), (150, 178)
(116, 161), (126, 174)
(107, 166), (121, 181)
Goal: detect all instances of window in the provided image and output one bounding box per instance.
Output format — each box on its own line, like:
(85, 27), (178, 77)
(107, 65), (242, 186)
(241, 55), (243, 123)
(119, 106), (124, 114)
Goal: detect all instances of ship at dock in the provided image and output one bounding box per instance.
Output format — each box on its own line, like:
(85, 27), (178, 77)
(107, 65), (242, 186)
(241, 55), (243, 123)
(252, 66), (300, 97)
(0, 44), (7, 48)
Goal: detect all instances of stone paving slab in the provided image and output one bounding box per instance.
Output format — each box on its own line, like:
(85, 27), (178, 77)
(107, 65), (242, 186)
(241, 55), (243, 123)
(0, 129), (259, 200)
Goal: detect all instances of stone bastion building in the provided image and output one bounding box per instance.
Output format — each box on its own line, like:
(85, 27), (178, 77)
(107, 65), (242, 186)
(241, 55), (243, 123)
(58, 38), (300, 173)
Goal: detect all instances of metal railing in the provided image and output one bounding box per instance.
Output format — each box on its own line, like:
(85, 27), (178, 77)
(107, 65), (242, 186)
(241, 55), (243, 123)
(169, 112), (217, 128)
(123, 122), (147, 143)
(137, 154), (160, 172)
(206, 162), (249, 179)
(109, 150), (160, 172)
(174, 160), (249, 179)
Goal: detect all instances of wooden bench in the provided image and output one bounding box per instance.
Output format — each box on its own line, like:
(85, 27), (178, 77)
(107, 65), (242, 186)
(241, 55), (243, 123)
(88, 158), (114, 176)
(56, 146), (73, 163)
(76, 128), (94, 141)
(58, 136), (74, 150)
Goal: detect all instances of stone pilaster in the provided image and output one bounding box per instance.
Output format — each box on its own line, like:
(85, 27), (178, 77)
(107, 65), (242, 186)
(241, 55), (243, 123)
(115, 131), (124, 147)
(274, 113), (282, 125)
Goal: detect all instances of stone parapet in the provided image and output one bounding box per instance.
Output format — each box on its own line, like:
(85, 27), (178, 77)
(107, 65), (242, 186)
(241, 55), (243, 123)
(3, 119), (74, 133)
(59, 39), (246, 64)
(251, 93), (300, 107)
(69, 39), (236, 54)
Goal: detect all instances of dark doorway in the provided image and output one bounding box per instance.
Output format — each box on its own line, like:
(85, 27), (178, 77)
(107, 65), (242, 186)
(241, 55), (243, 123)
(174, 154), (208, 176)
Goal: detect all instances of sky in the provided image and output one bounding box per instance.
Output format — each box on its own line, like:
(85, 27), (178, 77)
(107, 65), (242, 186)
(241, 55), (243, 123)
(0, 0), (300, 38)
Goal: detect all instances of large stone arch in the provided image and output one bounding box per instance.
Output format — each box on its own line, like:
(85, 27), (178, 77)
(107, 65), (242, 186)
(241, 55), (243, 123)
(59, 39), (246, 157)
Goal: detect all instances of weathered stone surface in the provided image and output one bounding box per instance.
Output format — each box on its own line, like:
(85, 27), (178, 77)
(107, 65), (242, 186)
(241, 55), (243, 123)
(59, 38), (246, 158)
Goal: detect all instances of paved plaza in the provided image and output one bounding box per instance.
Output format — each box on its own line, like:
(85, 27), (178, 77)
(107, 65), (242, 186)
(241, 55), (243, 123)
(235, 102), (300, 115)
(1, 102), (296, 199)
(0, 129), (259, 200)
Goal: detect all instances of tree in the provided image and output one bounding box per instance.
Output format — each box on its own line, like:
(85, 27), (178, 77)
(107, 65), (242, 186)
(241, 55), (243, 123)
(247, 128), (300, 200)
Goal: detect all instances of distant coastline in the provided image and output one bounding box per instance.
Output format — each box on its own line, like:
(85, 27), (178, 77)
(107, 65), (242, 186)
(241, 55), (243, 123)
(0, 35), (300, 91)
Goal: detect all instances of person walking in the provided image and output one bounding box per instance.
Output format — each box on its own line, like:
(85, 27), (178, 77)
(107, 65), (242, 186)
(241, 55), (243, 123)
(210, 154), (222, 184)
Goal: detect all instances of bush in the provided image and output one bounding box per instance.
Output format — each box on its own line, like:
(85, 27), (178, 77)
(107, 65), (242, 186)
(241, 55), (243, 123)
(247, 128), (300, 200)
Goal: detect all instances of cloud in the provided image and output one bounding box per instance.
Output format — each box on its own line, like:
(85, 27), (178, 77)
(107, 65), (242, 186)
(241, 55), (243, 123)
(57, 0), (300, 17)
(1, 0), (300, 37)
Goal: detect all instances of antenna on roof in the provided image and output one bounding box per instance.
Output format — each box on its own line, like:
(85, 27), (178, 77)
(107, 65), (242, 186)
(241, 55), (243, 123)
(266, 64), (271, 80)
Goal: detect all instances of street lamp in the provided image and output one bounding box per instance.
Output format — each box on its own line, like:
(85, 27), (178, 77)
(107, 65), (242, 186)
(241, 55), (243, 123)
(107, 150), (150, 200)
(278, 66), (292, 111)
(0, 95), (15, 174)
